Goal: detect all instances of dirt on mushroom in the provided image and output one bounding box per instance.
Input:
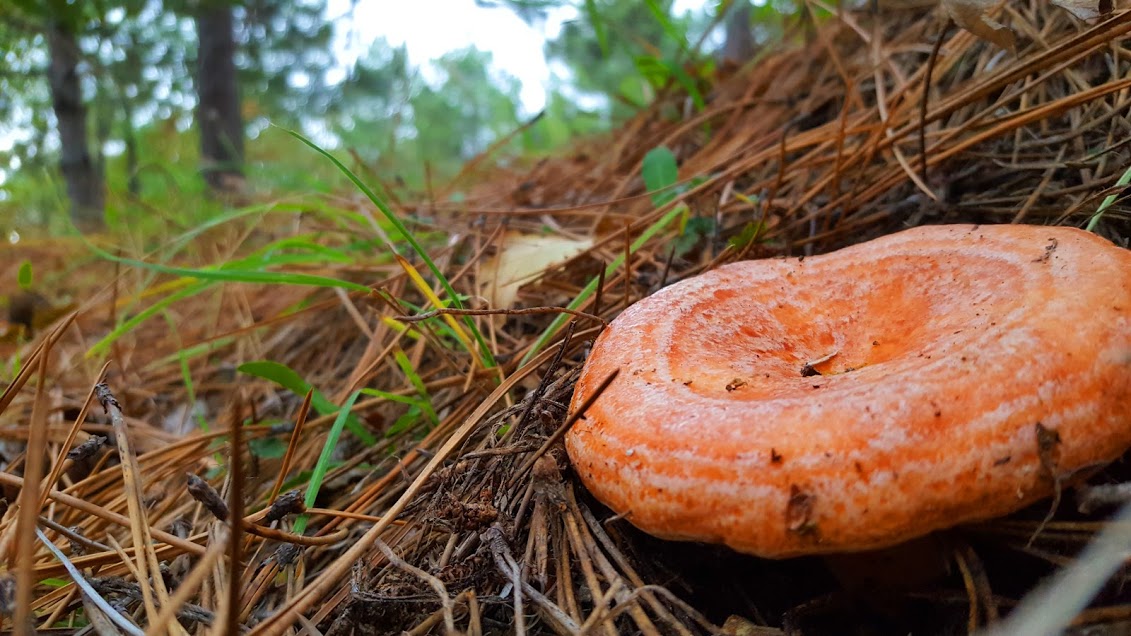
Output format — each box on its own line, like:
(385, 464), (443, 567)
(5, 3), (1131, 636)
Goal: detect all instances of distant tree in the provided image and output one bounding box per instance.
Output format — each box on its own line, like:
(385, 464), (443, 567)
(721, 0), (754, 65)
(45, 8), (105, 231)
(330, 39), (416, 165)
(1, 2), (108, 231)
(329, 41), (523, 188)
(237, 0), (335, 127)
(412, 48), (522, 164)
(499, 0), (702, 122)
(194, 1), (244, 192)
(1, 0), (337, 224)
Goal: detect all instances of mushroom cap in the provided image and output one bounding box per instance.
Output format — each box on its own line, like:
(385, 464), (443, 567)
(566, 224), (1131, 558)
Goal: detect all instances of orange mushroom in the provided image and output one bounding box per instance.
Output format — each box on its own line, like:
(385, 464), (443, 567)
(567, 224), (1131, 558)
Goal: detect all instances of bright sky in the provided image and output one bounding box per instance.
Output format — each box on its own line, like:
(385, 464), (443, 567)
(324, 0), (709, 115)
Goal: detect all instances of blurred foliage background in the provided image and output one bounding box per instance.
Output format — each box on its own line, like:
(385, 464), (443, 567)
(0, 0), (800, 239)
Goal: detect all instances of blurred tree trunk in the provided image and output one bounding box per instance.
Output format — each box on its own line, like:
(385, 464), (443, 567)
(120, 28), (141, 196)
(47, 18), (105, 232)
(722, 1), (754, 65)
(195, 3), (245, 193)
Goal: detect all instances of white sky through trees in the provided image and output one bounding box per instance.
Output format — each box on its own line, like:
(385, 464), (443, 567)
(325, 0), (710, 115)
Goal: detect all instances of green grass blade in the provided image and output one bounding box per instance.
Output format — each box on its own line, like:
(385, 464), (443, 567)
(143, 336), (238, 372)
(87, 280), (214, 357)
(584, 0), (609, 56)
(83, 240), (371, 292)
(358, 387), (425, 407)
(393, 348), (438, 425)
(645, 0), (688, 54)
(237, 361), (376, 446)
(293, 390), (361, 536)
(1085, 162), (1131, 232)
(162, 311), (209, 432)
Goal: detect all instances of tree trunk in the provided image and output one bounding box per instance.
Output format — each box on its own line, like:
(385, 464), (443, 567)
(47, 19), (105, 232)
(195, 4), (245, 192)
(721, 1), (754, 65)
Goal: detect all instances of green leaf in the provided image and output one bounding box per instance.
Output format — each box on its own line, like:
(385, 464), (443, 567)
(633, 55), (671, 88)
(16, 260), (32, 289)
(237, 361), (376, 446)
(642, 146), (679, 206)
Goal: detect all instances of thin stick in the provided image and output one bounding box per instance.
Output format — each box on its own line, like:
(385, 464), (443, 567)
(0, 471), (204, 555)
(248, 344), (571, 635)
(269, 390), (313, 504)
(96, 383), (175, 632)
(36, 528), (145, 636)
(225, 405), (246, 635)
(374, 538), (458, 635)
(920, 19), (951, 189)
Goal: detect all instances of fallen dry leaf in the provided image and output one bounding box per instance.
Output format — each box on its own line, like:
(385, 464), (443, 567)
(1052, 0), (1114, 20)
(942, 0), (1016, 51)
(480, 232), (592, 309)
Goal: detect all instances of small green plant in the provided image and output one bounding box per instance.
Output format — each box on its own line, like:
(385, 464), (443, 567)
(238, 360), (376, 446)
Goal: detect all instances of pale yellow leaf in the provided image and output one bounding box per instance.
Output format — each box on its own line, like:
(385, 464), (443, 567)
(480, 233), (592, 309)
(942, 0), (1016, 51)
(1052, 0), (1113, 20)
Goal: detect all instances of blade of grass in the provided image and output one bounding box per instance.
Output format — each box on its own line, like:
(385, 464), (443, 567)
(584, 0), (609, 56)
(87, 280), (213, 358)
(1085, 161), (1131, 232)
(293, 390), (361, 536)
(645, 0), (689, 54)
(238, 361), (376, 446)
(281, 126), (496, 368)
(142, 336), (237, 373)
(358, 387), (424, 407)
(393, 348), (438, 425)
(83, 240), (372, 292)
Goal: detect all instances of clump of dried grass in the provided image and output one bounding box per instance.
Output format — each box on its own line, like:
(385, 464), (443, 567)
(3, 3), (1131, 635)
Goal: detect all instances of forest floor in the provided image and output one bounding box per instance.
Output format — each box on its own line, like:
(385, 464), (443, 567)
(3, 3), (1131, 635)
